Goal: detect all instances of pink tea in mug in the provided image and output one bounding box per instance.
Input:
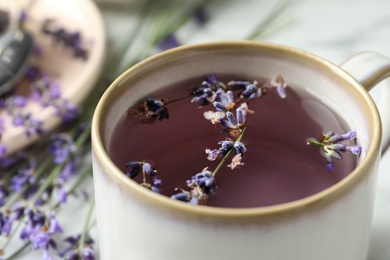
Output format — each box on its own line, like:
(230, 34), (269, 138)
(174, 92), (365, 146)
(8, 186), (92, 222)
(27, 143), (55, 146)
(108, 74), (360, 208)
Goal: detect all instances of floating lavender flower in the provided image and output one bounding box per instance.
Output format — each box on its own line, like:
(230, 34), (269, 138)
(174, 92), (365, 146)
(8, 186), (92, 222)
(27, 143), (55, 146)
(220, 103), (249, 137)
(307, 130), (362, 170)
(187, 169), (216, 194)
(171, 168), (216, 205)
(191, 81), (215, 106)
(268, 75), (288, 99)
(125, 161), (161, 193)
(205, 140), (246, 161)
(128, 98), (169, 124)
(212, 90), (235, 112)
(191, 75), (227, 106)
(228, 80), (263, 99)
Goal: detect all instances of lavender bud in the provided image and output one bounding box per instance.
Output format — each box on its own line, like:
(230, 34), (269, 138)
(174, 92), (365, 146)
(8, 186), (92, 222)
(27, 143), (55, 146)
(125, 161), (142, 178)
(171, 192), (191, 202)
(142, 163), (156, 176)
(346, 145), (362, 155)
(225, 111), (237, 127)
(234, 141), (247, 155)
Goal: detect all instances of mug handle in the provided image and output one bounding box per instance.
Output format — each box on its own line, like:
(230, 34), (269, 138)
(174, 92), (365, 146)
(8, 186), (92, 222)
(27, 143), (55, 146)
(340, 52), (390, 153)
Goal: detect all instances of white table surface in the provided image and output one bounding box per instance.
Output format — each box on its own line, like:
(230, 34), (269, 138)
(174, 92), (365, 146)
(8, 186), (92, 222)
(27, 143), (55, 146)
(18, 0), (390, 259)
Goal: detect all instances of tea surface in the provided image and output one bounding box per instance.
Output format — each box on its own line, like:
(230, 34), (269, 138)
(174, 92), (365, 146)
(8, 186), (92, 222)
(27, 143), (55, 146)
(109, 75), (356, 208)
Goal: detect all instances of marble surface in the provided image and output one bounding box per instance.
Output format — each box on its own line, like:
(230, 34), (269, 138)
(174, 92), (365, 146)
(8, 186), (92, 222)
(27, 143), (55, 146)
(17, 0), (390, 259)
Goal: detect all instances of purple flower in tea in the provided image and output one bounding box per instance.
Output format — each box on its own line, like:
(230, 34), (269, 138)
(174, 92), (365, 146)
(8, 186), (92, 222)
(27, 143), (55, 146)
(212, 90), (235, 112)
(205, 140), (246, 161)
(191, 75), (227, 106)
(145, 98), (169, 120)
(125, 161), (161, 193)
(128, 98), (169, 124)
(191, 81), (215, 105)
(220, 103), (250, 137)
(187, 169), (216, 194)
(125, 161), (142, 178)
(307, 130), (362, 170)
(172, 168), (216, 205)
(228, 80), (263, 99)
(267, 75), (288, 99)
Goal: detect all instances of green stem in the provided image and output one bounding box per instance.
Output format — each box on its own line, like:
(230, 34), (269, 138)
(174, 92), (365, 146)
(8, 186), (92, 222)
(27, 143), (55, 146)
(29, 163), (63, 206)
(0, 216), (25, 255)
(4, 241), (30, 260)
(78, 197), (95, 259)
(52, 165), (92, 210)
(212, 127), (247, 177)
(246, 0), (292, 40)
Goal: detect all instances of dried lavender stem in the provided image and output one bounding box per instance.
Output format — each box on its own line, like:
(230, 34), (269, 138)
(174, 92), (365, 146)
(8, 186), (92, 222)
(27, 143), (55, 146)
(212, 127), (246, 177)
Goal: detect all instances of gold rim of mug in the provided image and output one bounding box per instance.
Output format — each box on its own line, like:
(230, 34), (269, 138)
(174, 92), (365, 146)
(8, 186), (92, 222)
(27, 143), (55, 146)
(91, 40), (381, 221)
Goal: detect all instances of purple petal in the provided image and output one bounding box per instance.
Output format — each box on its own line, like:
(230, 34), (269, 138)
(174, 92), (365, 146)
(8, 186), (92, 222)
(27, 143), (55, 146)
(346, 145), (362, 155)
(277, 85), (287, 99)
(226, 90), (234, 104)
(236, 107), (246, 125)
(205, 149), (220, 161)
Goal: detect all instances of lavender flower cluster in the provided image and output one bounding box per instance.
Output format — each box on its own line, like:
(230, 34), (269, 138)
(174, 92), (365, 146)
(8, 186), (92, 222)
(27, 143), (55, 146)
(307, 130), (362, 171)
(41, 19), (89, 60)
(127, 74), (289, 205)
(0, 129), (96, 259)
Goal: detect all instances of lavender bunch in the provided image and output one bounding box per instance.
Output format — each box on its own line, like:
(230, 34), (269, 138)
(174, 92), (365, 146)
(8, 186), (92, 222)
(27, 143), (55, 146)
(0, 124), (95, 259)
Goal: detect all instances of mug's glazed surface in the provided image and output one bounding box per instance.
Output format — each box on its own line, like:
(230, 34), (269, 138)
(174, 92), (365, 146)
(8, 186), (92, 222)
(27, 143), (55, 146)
(91, 41), (386, 259)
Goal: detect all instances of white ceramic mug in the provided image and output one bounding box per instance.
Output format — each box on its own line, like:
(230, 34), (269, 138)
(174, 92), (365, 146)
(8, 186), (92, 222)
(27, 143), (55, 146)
(91, 41), (390, 260)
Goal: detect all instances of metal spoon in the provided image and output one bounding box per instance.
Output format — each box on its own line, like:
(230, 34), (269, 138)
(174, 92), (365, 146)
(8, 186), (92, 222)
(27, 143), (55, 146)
(0, 8), (34, 96)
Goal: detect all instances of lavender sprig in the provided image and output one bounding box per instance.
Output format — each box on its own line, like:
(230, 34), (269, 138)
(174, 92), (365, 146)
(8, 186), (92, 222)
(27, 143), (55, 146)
(307, 130), (362, 171)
